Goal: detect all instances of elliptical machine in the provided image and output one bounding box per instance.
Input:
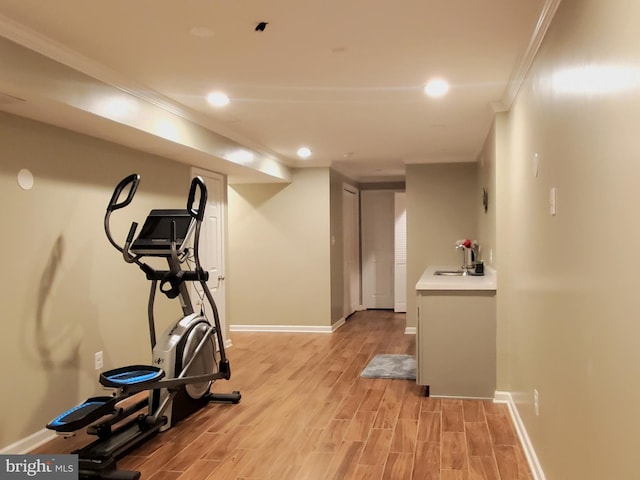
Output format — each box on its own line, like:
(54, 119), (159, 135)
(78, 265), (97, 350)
(46, 174), (240, 480)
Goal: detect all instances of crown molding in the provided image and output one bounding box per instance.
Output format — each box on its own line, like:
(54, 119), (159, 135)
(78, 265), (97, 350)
(0, 91), (25, 105)
(498, 0), (563, 111)
(0, 12), (288, 166)
(0, 12), (173, 111)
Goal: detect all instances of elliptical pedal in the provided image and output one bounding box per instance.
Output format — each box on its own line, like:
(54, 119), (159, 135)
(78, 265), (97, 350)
(100, 365), (165, 388)
(47, 396), (118, 433)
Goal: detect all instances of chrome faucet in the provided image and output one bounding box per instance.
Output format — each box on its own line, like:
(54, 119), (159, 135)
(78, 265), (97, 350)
(455, 244), (471, 275)
(455, 239), (479, 275)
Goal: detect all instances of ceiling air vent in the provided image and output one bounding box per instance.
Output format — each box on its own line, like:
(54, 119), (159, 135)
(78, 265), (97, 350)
(0, 92), (25, 105)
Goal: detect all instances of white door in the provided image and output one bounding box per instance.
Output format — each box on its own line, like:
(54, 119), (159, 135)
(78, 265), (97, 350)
(342, 184), (360, 318)
(191, 168), (227, 346)
(361, 190), (395, 309)
(394, 192), (407, 312)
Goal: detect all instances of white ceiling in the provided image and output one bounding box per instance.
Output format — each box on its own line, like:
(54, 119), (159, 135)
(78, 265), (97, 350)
(0, 0), (553, 183)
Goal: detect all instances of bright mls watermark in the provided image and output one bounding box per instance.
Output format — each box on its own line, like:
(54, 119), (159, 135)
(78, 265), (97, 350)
(0, 455), (77, 480)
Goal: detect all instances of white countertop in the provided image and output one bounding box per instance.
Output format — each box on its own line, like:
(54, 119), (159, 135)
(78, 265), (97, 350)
(416, 265), (497, 291)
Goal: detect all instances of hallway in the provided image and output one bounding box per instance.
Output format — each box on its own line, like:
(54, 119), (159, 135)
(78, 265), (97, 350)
(35, 310), (530, 479)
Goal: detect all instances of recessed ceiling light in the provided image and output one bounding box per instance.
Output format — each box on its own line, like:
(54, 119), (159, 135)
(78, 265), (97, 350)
(207, 91), (230, 107)
(226, 149), (254, 165)
(101, 96), (139, 118)
(297, 147), (312, 159)
(424, 78), (450, 98)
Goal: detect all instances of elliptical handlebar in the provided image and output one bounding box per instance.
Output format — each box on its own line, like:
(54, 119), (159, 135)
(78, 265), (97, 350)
(187, 176), (207, 221)
(104, 174), (140, 254)
(122, 222), (139, 263)
(107, 174), (140, 212)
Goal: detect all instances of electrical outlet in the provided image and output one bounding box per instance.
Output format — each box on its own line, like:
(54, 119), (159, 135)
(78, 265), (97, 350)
(534, 389), (540, 416)
(94, 351), (103, 370)
(489, 249), (493, 264)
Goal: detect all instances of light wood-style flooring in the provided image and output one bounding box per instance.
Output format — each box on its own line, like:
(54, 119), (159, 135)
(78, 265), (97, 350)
(34, 310), (532, 479)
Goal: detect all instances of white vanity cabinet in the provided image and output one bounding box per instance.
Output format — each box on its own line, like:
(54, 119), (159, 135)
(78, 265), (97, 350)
(415, 266), (497, 398)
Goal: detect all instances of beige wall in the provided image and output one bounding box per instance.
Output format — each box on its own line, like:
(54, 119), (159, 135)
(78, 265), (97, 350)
(0, 112), (192, 448)
(476, 122), (497, 268)
(476, 119), (507, 387)
(406, 163), (478, 328)
(495, 0), (640, 477)
(228, 168), (332, 328)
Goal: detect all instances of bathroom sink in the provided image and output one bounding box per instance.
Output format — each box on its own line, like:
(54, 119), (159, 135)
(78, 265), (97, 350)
(434, 270), (464, 276)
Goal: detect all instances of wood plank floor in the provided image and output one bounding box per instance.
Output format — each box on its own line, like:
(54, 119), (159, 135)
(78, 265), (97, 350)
(34, 310), (532, 479)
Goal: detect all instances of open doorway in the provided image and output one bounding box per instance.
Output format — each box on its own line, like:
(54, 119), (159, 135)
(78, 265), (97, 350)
(361, 190), (407, 313)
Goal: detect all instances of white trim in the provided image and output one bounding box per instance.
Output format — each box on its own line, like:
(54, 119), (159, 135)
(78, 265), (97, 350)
(332, 317), (346, 332)
(497, 0), (562, 111)
(0, 12), (182, 116)
(494, 391), (547, 480)
(230, 325), (335, 334)
(493, 390), (511, 403)
(229, 318), (346, 334)
(342, 183), (361, 319)
(404, 326), (416, 335)
(431, 394), (493, 400)
(0, 12), (289, 177)
(0, 429), (56, 454)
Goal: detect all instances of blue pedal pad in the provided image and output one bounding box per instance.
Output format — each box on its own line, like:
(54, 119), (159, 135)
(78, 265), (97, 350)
(47, 396), (117, 432)
(100, 365), (165, 388)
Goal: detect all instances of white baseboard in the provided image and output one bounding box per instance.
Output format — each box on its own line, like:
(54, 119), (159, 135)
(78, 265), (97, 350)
(230, 324), (335, 333)
(494, 391), (546, 480)
(332, 317), (346, 332)
(1, 428), (56, 454)
(430, 394), (493, 400)
(229, 317), (346, 334)
(404, 326), (416, 335)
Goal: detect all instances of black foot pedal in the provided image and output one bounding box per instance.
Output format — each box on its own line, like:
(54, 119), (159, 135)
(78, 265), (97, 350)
(100, 365), (164, 388)
(47, 396), (117, 433)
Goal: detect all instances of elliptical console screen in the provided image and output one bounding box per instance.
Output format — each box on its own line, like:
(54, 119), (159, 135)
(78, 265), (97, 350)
(131, 209), (195, 255)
